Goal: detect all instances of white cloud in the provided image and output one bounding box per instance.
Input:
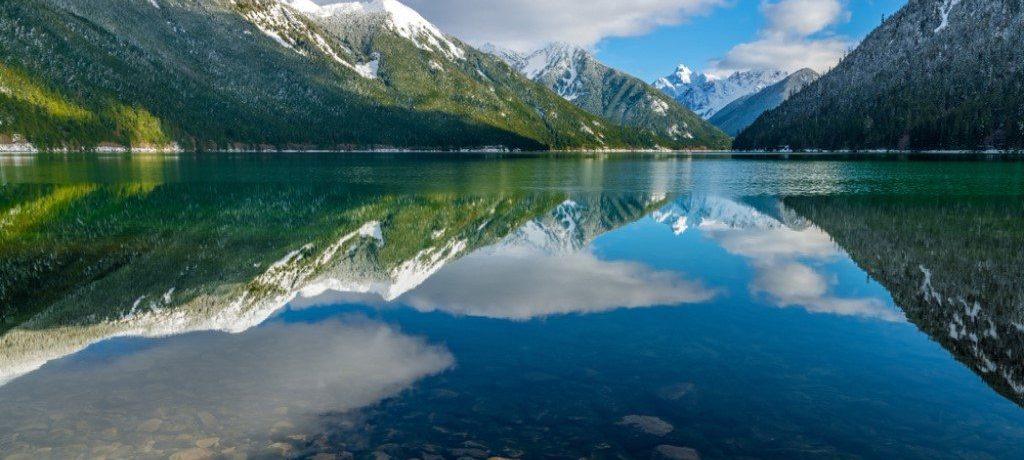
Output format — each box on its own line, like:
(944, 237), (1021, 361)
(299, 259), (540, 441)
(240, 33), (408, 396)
(399, 246), (717, 320)
(710, 0), (854, 75)
(380, 0), (727, 51)
(762, 0), (848, 37)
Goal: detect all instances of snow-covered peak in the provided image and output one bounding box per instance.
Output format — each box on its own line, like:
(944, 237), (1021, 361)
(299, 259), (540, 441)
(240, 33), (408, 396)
(485, 41), (593, 101)
(522, 42), (589, 79)
(671, 64), (695, 84)
(654, 65), (788, 118)
(289, 0), (465, 59)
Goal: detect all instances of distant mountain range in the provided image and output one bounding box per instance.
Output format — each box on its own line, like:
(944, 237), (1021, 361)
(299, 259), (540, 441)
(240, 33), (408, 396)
(709, 69), (819, 136)
(736, 0), (1024, 151)
(653, 65), (789, 120)
(484, 43), (730, 149)
(0, 0), (724, 152)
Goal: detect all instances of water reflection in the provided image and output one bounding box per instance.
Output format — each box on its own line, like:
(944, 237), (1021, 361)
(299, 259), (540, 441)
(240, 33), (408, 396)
(654, 196), (901, 321)
(785, 196), (1024, 406)
(3, 157), (1024, 458)
(0, 319), (452, 458)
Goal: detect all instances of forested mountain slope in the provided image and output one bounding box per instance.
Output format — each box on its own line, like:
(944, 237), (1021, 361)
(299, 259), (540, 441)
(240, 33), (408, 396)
(736, 0), (1024, 151)
(0, 0), (670, 151)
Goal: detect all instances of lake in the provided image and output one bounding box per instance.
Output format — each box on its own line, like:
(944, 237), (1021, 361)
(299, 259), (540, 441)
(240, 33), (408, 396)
(1, 153), (1023, 460)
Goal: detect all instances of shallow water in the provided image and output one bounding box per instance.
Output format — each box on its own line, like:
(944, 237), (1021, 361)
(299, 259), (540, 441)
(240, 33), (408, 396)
(1, 153), (1023, 459)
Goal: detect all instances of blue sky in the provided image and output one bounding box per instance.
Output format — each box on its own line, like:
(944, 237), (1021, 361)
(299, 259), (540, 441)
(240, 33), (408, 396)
(397, 0), (908, 82)
(594, 0), (905, 81)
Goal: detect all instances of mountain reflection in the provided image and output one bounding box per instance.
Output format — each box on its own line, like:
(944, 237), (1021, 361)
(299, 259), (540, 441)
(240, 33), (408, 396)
(0, 185), (665, 384)
(784, 196), (1024, 407)
(4, 178), (1024, 433)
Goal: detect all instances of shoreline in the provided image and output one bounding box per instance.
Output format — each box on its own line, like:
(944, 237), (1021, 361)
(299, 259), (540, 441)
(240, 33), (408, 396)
(1, 146), (1023, 159)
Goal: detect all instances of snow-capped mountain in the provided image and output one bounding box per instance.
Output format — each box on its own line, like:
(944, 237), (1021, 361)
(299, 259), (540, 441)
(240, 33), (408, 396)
(484, 42), (731, 149)
(0, 0), (657, 151)
(286, 0), (465, 60)
(710, 68), (820, 136)
(486, 42), (590, 100)
(654, 65), (789, 119)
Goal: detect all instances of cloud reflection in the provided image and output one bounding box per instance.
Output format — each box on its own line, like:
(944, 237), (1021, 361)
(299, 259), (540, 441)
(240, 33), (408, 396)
(657, 196), (902, 322)
(0, 319), (453, 457)
(397, 245), (716, 320)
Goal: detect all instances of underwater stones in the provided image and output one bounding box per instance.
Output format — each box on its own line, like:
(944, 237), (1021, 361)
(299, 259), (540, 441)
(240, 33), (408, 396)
(653, 445), (700, 460)
(194, 437), (219, 448)
(266, 442), (295, 457)
(657, 383), (696, 401)
(196, 411), (217, 428)
(169, 447), (217, 460)
(450, 447), (489, 458)
(139, 418), (164, 432)
(619, 415), (674, 436)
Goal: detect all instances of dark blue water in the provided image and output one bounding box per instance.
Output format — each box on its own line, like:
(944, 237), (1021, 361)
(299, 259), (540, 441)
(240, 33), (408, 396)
(1, 154), (1023, 459)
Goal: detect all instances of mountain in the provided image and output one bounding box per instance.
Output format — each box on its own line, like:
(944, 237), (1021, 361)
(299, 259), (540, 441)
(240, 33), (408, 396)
(735, 0), (1024, 151)
(709, 69), (819, 136)
(0, 0), (669, 151)
(653, 65), (788, 119)
(483, 43), (730, 150)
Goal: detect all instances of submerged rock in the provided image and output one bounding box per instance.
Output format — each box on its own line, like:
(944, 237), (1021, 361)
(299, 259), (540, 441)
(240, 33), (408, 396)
(657, 383), (696, 400)
(195, 437), (219, 448)
(138, 418), (164, 433)
(618, 415), (674, 436)
(169, 447), (217, 460)
(653, 445), (700, 460)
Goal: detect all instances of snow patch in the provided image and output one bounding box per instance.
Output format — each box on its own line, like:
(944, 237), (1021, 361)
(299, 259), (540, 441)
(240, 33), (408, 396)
(649, 96), (670, 116)
(309, 0), (465, 60)
(359, 220), (384, 245)
(354, 53), (381, 79)
(935, 0), (962, 33)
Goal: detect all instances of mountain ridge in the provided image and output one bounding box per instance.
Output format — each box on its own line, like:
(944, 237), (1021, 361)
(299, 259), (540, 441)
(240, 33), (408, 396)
(0, 0), (681, 151)
(484, 42), (731, 150)
(710, 68), (819, 136)
(654, 65), (788, 119)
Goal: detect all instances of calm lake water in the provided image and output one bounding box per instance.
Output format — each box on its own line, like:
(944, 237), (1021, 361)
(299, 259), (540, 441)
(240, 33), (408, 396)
(2, 153), (1024, 460)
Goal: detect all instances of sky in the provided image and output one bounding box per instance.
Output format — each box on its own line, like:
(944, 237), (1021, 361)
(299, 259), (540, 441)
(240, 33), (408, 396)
(322, 0), (907, 81)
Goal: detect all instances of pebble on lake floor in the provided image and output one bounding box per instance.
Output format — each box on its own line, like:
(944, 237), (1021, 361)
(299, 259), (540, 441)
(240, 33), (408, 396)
(657, 382), (696, 400)
(653, 444), (701, 460)
(618, 415), (674, 436)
